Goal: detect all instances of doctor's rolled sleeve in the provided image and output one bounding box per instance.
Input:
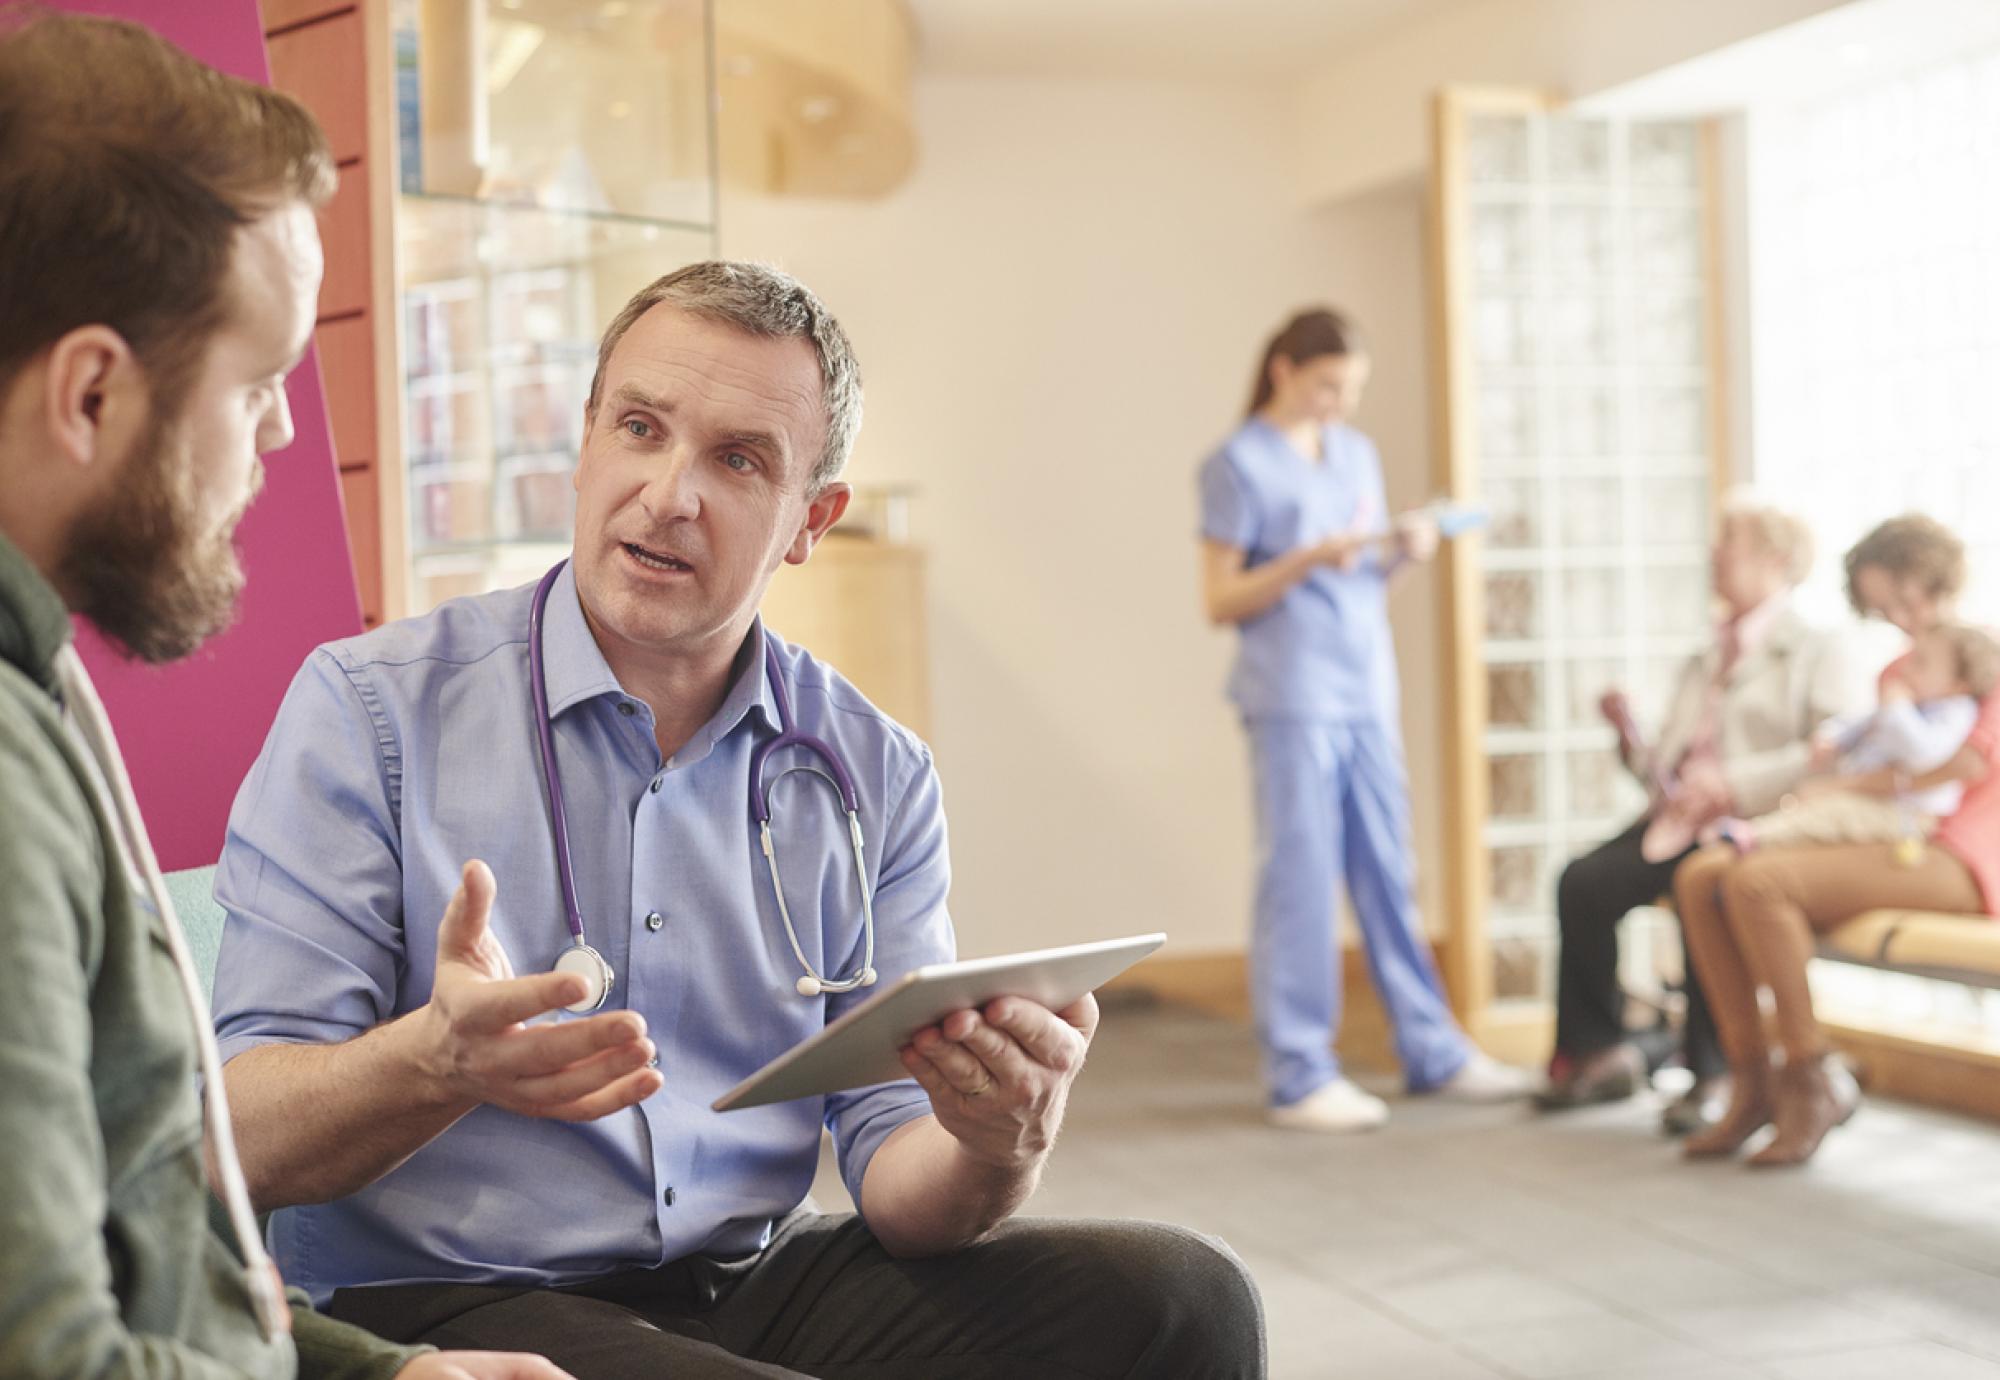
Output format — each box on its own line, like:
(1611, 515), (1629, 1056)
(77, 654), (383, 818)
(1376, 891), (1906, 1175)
(821, 751), (950, 1208)
(214, 648), (411, 1055)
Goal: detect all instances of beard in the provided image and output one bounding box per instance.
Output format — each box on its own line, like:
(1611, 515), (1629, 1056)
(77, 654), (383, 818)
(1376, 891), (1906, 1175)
(58, 420), (261, 665)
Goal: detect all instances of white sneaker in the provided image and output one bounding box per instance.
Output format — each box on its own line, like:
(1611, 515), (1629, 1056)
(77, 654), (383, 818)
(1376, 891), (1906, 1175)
(1268, 1078), (1390, 1132)
(1428, 1050), (1536, 1102)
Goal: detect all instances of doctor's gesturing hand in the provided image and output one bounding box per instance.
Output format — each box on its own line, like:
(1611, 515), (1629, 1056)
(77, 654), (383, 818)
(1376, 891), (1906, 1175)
(416, 860), (665, 1121)
(220, 860), (665, 1214)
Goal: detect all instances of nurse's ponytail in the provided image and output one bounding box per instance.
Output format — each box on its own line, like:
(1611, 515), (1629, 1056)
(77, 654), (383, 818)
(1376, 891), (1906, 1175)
(1246, 308), (1364, 417)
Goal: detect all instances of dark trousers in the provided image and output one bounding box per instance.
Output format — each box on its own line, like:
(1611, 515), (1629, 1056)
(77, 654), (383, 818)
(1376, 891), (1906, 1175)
(1553, 818), (1724, 1080)
(328, 1209), (1266, 1379)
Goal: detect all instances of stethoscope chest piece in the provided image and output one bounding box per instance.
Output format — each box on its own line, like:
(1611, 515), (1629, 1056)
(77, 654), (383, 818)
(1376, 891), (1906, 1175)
(554, 941), (614, 1014)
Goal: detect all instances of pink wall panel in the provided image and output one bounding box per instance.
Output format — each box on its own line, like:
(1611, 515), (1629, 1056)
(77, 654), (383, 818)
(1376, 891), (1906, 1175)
(54, 0), (366, 869)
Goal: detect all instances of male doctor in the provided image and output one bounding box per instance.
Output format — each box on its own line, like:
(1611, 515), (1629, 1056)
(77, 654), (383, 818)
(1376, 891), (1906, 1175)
(212, 262), (1263, 1378)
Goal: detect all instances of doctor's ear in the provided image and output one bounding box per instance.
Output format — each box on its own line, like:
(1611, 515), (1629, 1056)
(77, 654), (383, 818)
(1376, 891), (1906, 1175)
(784, 481), (851, 565)
(40, 325), (144, 471)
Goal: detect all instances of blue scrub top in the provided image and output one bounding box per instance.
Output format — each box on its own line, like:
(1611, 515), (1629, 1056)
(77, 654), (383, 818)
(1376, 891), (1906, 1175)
(1199, 417), (1400, 724)
(211, 563), (950, 1303)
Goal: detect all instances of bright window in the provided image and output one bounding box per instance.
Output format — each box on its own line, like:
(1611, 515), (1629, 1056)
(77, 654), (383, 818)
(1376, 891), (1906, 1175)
(1745, 42), (2000, 1034)
(1747, 44), (2000, 624)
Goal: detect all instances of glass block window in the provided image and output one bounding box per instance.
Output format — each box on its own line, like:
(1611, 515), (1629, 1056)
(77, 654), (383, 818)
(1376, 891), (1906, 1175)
(1463, 111), (1717, 1010)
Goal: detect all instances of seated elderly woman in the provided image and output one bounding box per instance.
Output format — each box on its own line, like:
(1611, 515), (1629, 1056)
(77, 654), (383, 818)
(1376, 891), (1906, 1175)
(1538, 498), (1872, 1133)
(1677, 515), (1999, 1166)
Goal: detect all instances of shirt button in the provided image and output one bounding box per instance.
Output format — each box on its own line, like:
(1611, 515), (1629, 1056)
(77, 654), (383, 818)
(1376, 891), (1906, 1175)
(649, 777), (663, 793)
(645, 911), (664, 932)
(617, 701), (636, 716)
(662, 1186), (676, 1207)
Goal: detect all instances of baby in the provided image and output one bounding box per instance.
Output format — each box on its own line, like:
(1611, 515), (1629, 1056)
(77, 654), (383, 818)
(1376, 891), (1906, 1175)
(1709, 622), (2000, 855)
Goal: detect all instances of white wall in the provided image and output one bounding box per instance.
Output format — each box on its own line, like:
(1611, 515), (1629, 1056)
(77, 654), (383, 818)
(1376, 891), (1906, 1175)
(723, 76), (1442, 958)
(1291, 0), (1854, 203)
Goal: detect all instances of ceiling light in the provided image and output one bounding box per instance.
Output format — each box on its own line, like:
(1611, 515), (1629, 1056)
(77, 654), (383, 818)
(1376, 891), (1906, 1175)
(487, 21), (544, 93)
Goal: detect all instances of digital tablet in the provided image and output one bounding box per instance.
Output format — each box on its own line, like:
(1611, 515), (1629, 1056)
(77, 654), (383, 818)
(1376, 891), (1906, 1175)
(711, 933), (1167, 1111)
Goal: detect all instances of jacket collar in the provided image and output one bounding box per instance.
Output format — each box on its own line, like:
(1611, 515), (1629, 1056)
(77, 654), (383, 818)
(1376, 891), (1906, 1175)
(1722, 599), (1807, 685)
(0, 528), (72, 697)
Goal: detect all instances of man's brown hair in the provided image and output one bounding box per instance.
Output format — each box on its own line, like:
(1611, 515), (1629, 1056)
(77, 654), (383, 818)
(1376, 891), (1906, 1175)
(0, 7), (335, 405)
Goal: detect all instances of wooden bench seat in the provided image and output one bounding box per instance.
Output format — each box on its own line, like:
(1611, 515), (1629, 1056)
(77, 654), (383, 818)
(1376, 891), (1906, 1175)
(1819, 909), (2000, 990)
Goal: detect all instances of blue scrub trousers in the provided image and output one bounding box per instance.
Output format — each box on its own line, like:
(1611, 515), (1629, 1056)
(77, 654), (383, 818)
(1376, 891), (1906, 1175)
(1247, 716), (1470, 1106)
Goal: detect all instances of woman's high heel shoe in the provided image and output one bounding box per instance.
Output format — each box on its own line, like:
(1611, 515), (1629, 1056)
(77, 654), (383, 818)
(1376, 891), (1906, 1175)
(1683, 1058), (1774, 1159)
(1748, 1053), (1860, 1168)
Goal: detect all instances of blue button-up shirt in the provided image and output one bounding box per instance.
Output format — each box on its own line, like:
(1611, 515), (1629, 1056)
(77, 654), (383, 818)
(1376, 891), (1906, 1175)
(1198, 418), (1400, 724)
(211, 563), (950, 1303)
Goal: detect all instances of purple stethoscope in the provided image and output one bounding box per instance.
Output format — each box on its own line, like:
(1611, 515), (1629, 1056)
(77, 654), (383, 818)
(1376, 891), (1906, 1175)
(529, 561), (878, 1012)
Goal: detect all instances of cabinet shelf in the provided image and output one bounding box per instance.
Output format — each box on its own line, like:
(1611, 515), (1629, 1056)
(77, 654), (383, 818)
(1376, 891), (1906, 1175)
(389, 0), (719, 610)
(399, 190), (714, 285)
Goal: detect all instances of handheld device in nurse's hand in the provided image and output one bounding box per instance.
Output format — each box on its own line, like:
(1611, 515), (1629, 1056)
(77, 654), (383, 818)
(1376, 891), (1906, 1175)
(1395, 499), (1486, 539)
(712, 933), (1167, 1112)
(1347, 500), (1487, 558)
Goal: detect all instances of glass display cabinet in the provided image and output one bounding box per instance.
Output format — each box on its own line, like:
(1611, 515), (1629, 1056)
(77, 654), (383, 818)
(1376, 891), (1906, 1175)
(391, 0), (719, 611)
(261, 0), (927, 728)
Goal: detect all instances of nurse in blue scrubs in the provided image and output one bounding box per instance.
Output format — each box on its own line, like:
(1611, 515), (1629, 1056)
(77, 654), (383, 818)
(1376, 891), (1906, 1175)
(1199, 308), (1530, 1131)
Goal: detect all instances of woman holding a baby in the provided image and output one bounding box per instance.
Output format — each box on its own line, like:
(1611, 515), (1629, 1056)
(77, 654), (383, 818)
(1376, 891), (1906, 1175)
(1677, 514), (2000, 1166)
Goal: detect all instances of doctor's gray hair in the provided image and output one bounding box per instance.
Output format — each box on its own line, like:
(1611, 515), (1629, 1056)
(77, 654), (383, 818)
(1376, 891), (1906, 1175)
(586, 261), (862, 496)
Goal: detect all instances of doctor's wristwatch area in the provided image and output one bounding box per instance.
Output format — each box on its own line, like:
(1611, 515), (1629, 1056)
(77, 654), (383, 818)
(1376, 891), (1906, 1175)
(529, 559), (880, 1014)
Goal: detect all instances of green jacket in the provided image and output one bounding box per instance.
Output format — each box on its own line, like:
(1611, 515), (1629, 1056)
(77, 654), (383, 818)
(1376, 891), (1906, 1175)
(0, 531), (424, 1379)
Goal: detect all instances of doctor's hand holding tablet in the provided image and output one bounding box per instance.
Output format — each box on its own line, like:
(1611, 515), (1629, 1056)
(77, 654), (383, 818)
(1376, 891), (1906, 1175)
(899, 992), (1101, 1165)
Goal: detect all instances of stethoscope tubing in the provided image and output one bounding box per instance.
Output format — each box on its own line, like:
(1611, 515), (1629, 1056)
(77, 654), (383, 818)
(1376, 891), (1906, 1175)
(530, 561), (589, 945)
(529, 560), (877, 1002)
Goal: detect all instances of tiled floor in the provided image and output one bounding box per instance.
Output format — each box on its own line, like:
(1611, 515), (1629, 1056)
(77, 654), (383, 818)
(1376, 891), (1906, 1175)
(813, 997), (2000, 1379)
